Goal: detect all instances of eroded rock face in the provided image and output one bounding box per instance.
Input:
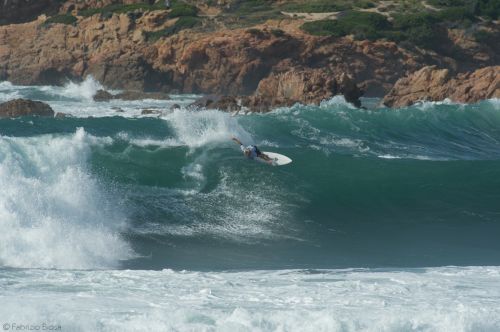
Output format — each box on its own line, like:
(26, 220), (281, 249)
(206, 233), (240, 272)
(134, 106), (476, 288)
(256, 69), (362, 107)
(93, 89), (114, 101)
(1, 4), (498, 108)
(382, 66), (500, 107)
(92, 89), (170, 101)
(59, 0), (145, 13)
(114, 90), (170, 100)
(0, 15), (456, 98)
(0, 99), (54, 118)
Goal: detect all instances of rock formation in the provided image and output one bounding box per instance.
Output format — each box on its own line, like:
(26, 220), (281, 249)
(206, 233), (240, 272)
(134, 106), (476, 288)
(0, 2), (498, 110)
(383, 66), (500, 107)
(0, 11), (458, 98)
(0, 99), (55, 118)
(93, 89), (170, 101)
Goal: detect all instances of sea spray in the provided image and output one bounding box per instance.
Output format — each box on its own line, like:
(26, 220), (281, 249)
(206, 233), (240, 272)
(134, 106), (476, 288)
(59, 75), (105, 101)
(0, 128), (133, 269)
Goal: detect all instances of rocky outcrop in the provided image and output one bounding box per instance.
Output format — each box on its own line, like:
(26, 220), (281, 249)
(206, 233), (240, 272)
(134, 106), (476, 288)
(189, 68), (362, 112)
(256, 69), (362, 107)
(0, 4), (498, 108)
(93, 89), (114, 101)
(92, 89), (170, 101)
(0, 12), (465, 98)
(383, 66), (500, 107)
(114, 91), (170, 100)
(0, 99), (54, 118)
(59, 0), (145, 14)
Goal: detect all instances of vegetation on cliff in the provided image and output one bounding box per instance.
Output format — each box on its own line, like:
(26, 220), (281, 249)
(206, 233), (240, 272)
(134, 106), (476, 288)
(301, 1), (499, 52)
(43, 13), (77, 26)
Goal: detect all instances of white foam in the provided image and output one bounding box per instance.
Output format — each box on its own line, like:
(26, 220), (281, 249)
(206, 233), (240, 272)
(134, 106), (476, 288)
(0, 128), (133, 269)
(487, 98), (500, 110)
(415, 98), (463, 111)
(0, 81), (14, 90)
(320, 95), (358, 109)
(162, 109), (253, 150)
(1, 266), (500, 331)
(59, 75), (104, 101)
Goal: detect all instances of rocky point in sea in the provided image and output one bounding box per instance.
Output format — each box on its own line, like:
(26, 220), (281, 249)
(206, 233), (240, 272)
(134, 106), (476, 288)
(383, 66), (500, 107)
(0, 98), (54, 118)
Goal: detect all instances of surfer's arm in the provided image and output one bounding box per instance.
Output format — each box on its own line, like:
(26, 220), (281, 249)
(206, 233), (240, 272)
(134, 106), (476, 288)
(258, 153), (272, 162)
(231, 137), (243, 146)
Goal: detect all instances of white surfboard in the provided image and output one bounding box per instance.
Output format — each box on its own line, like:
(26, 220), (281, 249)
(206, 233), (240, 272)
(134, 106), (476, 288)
(259, 151), (292, 166)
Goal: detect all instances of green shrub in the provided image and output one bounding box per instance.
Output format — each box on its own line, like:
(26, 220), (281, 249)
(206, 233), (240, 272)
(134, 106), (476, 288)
(282, 1), (349, 13)
(437, 6), (476, 22)
(146, 16), (200, 41)
(427, 0), (466, 6)
(301, 11), (390, 40)
(474, 29), (497, 43)
(78, 1), (171, 17)
(228, 0), (274, 15)
(168, 2), (198, 18)
(392, 12), (438, 30)
(301, 20), (342, 36)
(44, 14), (77, 25)
(270, 28), (285, 37)
(474, 0), (500, 19)
(356, 1), (376, 9)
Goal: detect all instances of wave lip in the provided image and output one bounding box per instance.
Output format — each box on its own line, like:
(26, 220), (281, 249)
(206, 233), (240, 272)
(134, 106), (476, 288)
(0, 128), (133, 269)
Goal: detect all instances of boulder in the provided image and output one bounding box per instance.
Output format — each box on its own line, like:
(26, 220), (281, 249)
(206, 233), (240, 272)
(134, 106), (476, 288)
(256, 69), (362, 107)
(383, 66), (500, 107)
(0, 99), (54, 118)
(114, 91), (170, 100)
(93, 89), (114, 101)
(141, 108), (162, 115)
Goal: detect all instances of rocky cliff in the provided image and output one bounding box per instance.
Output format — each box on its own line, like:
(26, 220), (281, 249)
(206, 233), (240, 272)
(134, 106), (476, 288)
(0, 12), (445, 95)
(383, 66), (500, 107)
(0, 1), (499, 108)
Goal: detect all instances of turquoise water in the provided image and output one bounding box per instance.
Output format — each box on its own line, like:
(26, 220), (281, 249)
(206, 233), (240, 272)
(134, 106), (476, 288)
(1, 79), (500, 331)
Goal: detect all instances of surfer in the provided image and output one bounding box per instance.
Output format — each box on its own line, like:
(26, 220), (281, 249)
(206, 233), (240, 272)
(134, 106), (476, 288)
(232, 137), (272, 162)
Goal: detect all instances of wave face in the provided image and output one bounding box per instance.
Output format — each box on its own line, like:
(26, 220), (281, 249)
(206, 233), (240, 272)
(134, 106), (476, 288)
(2, 82), (500, 330)
(1, 81), (500, 270)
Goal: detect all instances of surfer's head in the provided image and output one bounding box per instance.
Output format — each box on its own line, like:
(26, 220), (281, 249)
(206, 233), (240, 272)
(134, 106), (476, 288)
(244, 149), (251, 157)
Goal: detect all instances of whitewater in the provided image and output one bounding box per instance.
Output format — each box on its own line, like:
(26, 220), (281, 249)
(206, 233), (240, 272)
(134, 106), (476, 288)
(1, 78), (500, 331)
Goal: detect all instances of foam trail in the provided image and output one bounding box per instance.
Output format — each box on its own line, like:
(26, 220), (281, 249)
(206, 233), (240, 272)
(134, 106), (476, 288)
(0, 128), (133, 269)
(1, 267), (500, 331)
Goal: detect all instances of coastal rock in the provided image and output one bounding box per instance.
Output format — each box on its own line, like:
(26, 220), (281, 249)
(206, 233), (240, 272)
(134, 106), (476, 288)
(383, 66), (500, 107)
(0, 16), (471, 98)
(93, 89), (170, 101)
(189, 95), (219, 109)
(114, 91), (170, 100)
(93, 89), (114, 101)
(1, 2), (498, 104)
(0, 99), (54, 118)
(59, 0), (145, 14)
(190, 69), (362, 112)
(256, 69), (362, 107)
(141, 108), (162, 115)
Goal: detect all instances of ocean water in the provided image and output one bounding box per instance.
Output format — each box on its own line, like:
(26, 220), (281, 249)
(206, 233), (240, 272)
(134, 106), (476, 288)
(1, 77), (500, 331)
